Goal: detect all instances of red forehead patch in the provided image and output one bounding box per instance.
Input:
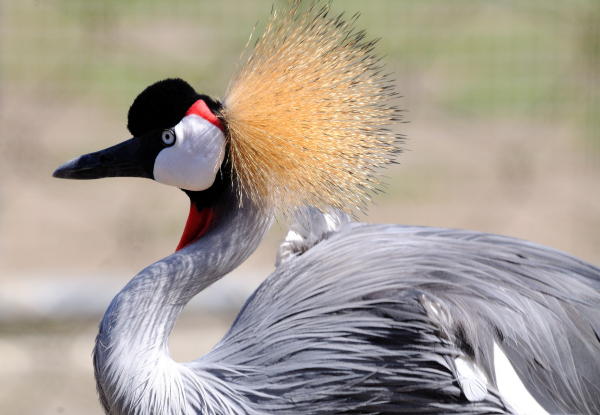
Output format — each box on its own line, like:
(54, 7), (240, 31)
(186, 99), (223, 131)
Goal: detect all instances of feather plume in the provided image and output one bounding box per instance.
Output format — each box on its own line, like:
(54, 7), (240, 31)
(221, 0), (403, 216)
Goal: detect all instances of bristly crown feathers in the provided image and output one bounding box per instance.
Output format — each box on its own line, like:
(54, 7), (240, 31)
(220, 0), (403, 218)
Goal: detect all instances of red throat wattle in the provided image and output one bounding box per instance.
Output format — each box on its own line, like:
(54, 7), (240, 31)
(176, 204), (215, 251)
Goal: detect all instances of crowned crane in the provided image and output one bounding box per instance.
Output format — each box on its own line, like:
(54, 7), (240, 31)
(53, 2), (600, 414)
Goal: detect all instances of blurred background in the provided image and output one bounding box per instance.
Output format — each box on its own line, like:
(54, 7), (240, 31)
(1, 0), (599, 413)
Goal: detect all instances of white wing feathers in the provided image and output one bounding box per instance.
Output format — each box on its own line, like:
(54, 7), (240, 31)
(276, 207), (352, 266)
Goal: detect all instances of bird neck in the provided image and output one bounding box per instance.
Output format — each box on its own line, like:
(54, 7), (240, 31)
(93, 186), (272, 414)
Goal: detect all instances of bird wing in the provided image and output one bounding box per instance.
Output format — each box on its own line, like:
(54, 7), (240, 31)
(398, 227), (600, 414)
(193, 225), (600, 414)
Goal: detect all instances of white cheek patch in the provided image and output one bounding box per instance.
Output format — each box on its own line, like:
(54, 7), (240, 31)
(153, 115), (226, 191)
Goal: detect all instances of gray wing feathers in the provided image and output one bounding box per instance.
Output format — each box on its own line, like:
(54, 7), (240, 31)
(410, 228), (600, 414)
(199, 225), (600, 414)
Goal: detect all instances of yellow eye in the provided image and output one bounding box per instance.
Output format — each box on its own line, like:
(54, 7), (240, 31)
(161, 129), (176, 146)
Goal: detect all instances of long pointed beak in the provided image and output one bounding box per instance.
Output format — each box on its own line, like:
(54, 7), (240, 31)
(53, 137), (153, 180)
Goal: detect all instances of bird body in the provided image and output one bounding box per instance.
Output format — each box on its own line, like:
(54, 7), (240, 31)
(52, 1), (600, 413)
(92, 193), (600, 414)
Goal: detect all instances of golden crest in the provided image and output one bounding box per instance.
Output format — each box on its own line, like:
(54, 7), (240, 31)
(221, 0), (403, 216)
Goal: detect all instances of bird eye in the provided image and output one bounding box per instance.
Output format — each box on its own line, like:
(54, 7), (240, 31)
(161, 129), (176, 146)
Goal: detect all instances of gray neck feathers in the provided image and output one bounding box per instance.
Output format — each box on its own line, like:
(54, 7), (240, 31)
(93, 188), (272, 414)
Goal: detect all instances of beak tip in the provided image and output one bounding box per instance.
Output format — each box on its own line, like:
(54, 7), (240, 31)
(52, 168), (66, 179)
(52, 158), (78, 179)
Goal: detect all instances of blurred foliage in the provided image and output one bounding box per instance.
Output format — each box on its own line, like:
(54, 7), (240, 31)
(576, 0), (600, 146)
(2, 0), (598, 146)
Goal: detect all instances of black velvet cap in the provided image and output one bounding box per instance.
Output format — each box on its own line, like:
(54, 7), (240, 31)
(127, 78), (221, 137)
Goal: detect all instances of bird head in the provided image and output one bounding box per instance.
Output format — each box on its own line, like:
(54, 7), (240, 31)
(54, 1), (404, 249)
(53, 78), (228, 250)
(54, 78), (225, 192)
